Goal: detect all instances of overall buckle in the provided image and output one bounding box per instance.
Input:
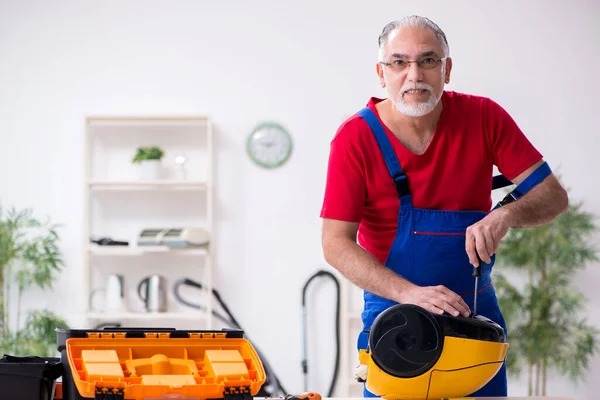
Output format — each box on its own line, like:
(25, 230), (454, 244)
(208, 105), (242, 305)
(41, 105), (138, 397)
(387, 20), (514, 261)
(393, 174), (410, 197)
(497, 191), (519, 208)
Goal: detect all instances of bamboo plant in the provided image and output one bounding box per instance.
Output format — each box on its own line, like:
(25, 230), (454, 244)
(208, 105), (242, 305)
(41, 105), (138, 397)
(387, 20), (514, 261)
(494, 194), (599, 396)
(0, 205), (69, 356)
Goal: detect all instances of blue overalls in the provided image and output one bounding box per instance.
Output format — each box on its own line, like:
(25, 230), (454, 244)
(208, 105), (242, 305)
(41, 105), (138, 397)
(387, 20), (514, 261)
(356, 107), (551, 398)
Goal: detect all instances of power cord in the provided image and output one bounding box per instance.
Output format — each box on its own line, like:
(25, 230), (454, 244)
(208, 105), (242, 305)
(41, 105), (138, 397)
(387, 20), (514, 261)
(301, 270), (340, 397)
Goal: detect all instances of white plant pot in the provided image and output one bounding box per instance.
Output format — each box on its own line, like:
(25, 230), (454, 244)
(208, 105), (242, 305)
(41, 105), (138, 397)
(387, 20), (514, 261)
(139, 160), (162, 180)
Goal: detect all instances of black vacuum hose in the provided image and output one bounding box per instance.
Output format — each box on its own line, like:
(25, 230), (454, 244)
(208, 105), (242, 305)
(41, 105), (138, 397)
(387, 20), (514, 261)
(172, 278), (234, 326)
(300, 270), (340, 397)
(173, 278), (287, 397)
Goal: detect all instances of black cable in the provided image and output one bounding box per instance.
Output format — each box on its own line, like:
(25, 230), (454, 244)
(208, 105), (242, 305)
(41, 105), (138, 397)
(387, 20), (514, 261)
(172, 278), (287, 397)
(300, 270), (340, 397)
(210, 286), (287, 396)
(173, 278), (234, 326)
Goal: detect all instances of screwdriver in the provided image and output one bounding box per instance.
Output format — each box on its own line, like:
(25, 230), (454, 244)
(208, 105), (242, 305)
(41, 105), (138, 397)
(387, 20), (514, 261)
(283, 393), (322, 400)
(258, 392), (322, 400)
(472, 254), (483, 315)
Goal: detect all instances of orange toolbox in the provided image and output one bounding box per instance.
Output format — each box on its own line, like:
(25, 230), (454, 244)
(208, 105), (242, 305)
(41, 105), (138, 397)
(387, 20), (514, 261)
(55, 327), (266, 400)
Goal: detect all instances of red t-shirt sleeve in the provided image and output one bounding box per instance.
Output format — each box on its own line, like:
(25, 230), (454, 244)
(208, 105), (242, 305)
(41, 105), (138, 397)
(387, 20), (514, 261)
(483, 98), (543, 180)
(320, 118), (366, 222)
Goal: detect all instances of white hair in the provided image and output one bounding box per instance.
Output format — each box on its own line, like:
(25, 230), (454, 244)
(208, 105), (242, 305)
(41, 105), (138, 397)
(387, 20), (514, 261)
(378, 15), (450, 60)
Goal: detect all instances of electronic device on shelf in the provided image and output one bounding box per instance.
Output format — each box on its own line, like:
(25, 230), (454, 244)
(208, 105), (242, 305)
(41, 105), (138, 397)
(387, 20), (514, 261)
(137, 228), (210, 248)
(90, 237), (129, 246)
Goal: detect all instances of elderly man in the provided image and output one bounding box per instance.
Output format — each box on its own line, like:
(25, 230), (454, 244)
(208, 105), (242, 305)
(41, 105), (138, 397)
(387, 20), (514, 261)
(320, 15), (568, 397)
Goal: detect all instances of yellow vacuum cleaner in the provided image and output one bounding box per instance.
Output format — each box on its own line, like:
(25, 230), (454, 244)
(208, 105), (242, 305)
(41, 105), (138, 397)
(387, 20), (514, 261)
(357, 304), (508, 399)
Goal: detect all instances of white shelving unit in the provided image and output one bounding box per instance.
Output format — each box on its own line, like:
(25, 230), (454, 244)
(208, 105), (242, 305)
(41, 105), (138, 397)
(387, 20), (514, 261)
(88, 180), (208, 190)
(83, 115), (214, 330)
(88, 244), (208, 256)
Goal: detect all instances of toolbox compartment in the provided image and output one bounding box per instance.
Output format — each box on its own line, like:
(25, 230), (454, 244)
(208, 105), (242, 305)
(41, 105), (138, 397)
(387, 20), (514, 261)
(56, 328), (266, 400)
(0, 354), (63, 400)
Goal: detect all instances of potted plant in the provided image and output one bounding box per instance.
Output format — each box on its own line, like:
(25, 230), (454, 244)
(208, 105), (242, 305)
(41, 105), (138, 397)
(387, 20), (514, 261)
(0, 205), (69, 357)
(494, 189), (599, 396)
(132, 146), (165, 180)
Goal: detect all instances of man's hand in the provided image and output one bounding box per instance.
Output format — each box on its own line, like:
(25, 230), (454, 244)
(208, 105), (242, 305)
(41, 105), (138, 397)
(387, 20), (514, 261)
(398, 283), (471, 317)
(465, 160), (568, 267)
(465, 209), (510, 266)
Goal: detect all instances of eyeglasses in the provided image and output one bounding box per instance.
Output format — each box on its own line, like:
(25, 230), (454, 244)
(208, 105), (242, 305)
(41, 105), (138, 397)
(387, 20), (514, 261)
(379, 57), (447, 71)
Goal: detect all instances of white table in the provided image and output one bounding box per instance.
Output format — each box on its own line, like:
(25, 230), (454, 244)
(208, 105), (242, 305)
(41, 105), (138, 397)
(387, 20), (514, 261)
(324, 397), (574, 400)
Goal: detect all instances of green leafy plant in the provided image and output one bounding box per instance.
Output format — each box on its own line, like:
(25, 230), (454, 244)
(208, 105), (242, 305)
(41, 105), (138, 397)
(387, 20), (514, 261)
(0, 206), (69, 356)
(132, 146), (164, 164)
(494, 194), (599, 396)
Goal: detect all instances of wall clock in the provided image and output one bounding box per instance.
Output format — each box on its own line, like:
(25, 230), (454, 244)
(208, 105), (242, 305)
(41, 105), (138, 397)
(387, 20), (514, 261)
(246, 122), (293, 168)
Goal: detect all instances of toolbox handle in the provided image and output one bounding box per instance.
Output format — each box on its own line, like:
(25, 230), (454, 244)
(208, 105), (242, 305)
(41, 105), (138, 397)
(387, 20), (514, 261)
(97, 327), (176, 331)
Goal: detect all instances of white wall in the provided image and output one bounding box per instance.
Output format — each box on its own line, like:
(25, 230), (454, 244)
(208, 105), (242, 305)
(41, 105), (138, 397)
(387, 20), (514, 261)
(1, 0), (599, 398)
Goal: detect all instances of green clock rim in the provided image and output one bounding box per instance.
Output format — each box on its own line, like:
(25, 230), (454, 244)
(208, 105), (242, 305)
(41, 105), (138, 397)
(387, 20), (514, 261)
(246, 121), (293, 169)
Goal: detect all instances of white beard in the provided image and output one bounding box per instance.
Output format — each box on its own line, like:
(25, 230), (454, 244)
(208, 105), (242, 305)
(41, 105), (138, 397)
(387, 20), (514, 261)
(392, 71), (445, 117)
(393, 88), (439, 117)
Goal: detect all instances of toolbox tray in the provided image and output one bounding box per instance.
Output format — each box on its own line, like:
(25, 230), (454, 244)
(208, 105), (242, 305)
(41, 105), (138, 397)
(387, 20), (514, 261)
(56, 328), (266, 400)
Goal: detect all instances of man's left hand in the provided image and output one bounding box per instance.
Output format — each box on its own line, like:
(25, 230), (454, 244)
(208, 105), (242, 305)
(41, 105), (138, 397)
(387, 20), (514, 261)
(465, 209), (510, 266)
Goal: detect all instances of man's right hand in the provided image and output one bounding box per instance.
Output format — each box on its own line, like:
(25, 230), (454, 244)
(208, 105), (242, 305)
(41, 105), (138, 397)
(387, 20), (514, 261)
(398, 284), (471, 317)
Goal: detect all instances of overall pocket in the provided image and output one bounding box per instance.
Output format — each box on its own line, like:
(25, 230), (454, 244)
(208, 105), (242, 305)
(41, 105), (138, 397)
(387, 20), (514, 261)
(412, 230), (466, 236)
(410, 230), (475, 292)
(409, 208), (492, 295)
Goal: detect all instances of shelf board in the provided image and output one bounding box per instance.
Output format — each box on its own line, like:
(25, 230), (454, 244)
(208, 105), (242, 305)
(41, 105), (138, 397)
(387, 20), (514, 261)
(88, 180), (208, 191)
(87, 116), (209, 128)
(88, 245), (208, 256)
(86, 311), (208, 321)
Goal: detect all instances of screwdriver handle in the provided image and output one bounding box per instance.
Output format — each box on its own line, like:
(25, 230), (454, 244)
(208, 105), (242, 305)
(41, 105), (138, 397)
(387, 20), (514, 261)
(473, 254), (482, 277)
(284, 392), (322, 400)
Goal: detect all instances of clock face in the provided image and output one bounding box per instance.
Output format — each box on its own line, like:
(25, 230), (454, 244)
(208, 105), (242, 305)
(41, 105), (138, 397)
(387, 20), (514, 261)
(246, 122), (293, 168)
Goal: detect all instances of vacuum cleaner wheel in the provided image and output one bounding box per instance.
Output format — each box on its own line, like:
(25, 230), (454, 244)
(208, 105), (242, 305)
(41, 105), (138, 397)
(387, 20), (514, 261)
(369, 304), (444, 378)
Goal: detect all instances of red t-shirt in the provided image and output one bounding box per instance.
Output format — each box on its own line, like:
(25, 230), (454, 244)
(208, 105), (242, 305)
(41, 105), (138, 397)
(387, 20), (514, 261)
(320, 91), (543, 264)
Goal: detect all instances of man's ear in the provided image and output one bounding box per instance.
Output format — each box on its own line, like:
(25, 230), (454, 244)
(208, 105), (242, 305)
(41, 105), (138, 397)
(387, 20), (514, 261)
(444, 57), (452, 84)
(376, 63), (385, 88)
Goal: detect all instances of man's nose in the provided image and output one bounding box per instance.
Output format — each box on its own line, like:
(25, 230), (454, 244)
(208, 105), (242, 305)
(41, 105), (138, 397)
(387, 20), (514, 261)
(406, 61), (424, 81)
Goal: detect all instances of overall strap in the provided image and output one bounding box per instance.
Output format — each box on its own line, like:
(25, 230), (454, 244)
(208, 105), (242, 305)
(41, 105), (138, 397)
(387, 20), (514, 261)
(492, 174), (512, 190)
(493, 161), (552, 210)
(357, 107), (410, 199)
